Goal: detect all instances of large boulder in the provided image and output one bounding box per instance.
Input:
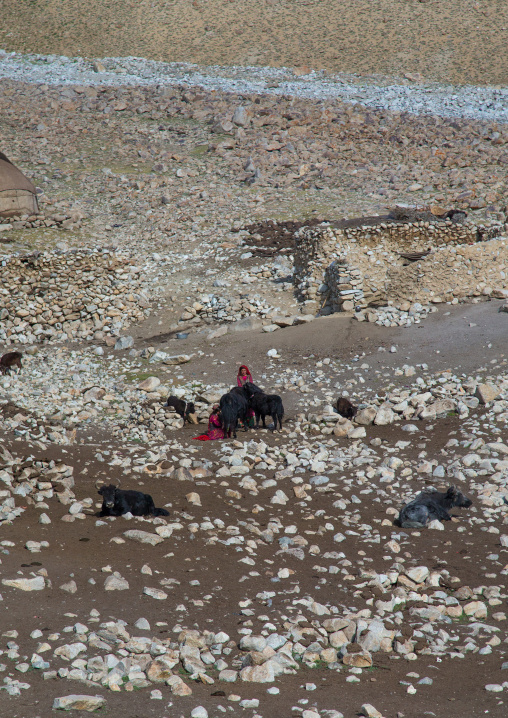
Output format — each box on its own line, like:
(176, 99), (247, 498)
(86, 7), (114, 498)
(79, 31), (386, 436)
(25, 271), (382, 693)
(355, 407), (377, 425)
(475, 383), (500, 404)
(374, 407), (396, 425)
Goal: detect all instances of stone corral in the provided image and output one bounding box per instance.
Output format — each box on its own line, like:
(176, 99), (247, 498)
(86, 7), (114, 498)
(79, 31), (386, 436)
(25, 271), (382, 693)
(293, 219), (506, 312)
(0, 248), (150, 345)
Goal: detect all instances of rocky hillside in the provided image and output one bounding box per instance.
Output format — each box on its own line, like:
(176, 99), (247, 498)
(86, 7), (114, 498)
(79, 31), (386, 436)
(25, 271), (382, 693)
(2, 0), (508, 85)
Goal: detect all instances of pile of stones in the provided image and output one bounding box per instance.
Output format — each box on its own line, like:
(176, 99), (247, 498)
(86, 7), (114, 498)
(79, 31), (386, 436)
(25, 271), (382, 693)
(0, 446), (75, 525)
(324, 259), (364, 312)
(3, 209), (86, 230)
(126, 398), (215, 436)
(180, 293), (276, 324)
(300, 373), (507, 436)
(0, 248), (150, 344)
(354, 303), (434, 327)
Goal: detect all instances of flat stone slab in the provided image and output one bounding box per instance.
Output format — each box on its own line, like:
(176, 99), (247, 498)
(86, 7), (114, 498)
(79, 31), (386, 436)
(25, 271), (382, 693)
(2, 576), (45, 591)
(123, 530), (164, 546)
(53, 694), (106, 711)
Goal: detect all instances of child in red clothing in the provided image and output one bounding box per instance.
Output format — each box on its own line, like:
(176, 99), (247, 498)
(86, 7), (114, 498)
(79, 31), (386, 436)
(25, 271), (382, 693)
(237, 365), (256, 427)
(237, 365), (253, 386)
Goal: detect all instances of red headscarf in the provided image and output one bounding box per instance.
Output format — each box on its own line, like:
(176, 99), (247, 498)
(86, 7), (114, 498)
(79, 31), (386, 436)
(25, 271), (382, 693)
(237, 365), (253, 386)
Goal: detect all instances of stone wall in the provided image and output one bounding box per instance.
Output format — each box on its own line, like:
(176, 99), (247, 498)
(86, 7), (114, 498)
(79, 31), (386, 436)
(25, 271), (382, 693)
(294, 219), (506, 311)
(0, 248), (150, 345)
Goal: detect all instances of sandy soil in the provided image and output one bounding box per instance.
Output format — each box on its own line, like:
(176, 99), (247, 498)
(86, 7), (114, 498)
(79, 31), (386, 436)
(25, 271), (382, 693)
(2, 0), (508, 86)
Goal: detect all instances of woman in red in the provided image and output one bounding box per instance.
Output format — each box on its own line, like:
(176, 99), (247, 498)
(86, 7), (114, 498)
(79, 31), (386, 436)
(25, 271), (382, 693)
(237, 365), (256, 427)
(193, 405), (225, 441)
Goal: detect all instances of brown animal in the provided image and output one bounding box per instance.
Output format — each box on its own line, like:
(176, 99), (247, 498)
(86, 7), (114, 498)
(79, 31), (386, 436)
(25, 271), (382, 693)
(0, 351), (22, 375)
(336, 397), (358, 420)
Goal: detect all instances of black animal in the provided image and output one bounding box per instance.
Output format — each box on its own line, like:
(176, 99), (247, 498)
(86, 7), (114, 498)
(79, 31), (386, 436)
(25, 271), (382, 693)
(242, 382), (284, 431)
(396, 486), (472, 528)
(220, 388), (249, 439)
(336, 397), (358, 420)
(164, 395), (195, 420)
(97, 483), (169, 517)
(0, 351), (22, 375)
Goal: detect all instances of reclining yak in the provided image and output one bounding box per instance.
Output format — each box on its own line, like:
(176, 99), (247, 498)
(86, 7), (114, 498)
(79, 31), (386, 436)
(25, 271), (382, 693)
(396, 486), (472, 528)
(97, 480), (169, 517)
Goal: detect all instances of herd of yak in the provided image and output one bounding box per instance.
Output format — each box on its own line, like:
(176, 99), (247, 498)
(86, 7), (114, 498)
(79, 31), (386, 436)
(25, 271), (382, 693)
(0, 350), (473, 528)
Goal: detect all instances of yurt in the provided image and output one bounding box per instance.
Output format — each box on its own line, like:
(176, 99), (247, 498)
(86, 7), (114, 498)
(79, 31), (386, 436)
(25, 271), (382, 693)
(0, 152), (39, 217)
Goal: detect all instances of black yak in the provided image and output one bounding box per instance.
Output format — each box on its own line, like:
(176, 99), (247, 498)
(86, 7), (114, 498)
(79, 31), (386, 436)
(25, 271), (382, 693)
(164, 395), (195, 421)
(242, 382), (284, 431)
(396, 486), (472, 528)
(336, 397), (358, 420)
(97, 482), (169, 518)
(219, 387), (249, 439)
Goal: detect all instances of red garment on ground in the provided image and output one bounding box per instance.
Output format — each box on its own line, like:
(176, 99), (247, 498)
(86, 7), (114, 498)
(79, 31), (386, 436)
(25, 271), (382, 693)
(193, 412), (224, 441)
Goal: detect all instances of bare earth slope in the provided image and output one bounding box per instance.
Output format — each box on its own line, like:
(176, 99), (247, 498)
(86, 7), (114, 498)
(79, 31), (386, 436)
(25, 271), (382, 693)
(4, 0), (508, 85)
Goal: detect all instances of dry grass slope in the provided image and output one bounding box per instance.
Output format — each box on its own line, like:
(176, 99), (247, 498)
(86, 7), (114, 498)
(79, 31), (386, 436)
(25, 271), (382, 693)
(4, 0), (508, 85)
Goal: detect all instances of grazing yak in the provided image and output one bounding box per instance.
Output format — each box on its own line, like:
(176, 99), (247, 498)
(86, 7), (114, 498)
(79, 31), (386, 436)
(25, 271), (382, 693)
(219, 387), (249, 439)
(396, 486), (472, 528)
(97, 480), (169, 517)
(336, 397), (358, 420)
(242, 382), (284, 431)
(0, 351), (22, 375)
(164, 395), (196, 421)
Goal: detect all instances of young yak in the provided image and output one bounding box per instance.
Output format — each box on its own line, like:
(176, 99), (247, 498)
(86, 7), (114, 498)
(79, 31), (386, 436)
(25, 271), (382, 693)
(336, 397), (358, 420)
(0, 351), (22, 374)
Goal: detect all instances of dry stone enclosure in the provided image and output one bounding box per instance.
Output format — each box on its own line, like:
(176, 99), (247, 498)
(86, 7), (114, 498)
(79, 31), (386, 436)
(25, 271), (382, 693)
(293, 212), (507, 313)
(0, 248), (150, 345)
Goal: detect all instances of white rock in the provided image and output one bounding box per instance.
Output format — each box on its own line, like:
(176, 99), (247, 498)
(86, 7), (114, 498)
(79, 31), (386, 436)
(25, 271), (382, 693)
(104, 575), (129, 591)
(134, 618), (150, 630)
(2, 576), (45, 591)
(138, 377), (160, 391)
(355, 407), (377, 425)
(143, 587), (168, 600)
(374, 407), (396, 425)
(427, 520), (444, 530)
(406, 566), (429, 583)
(475, 383), (500, 404)
(123, 530), (163, 546)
